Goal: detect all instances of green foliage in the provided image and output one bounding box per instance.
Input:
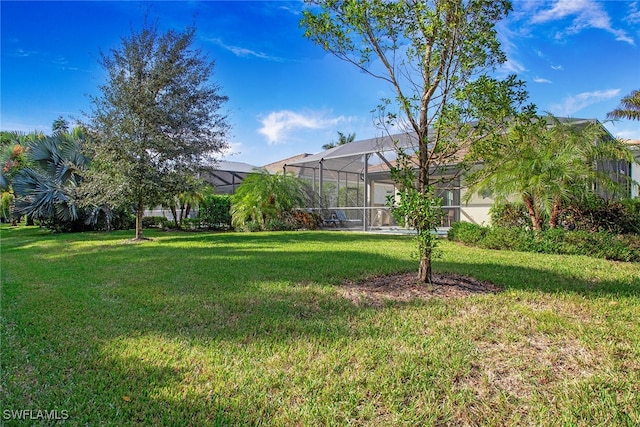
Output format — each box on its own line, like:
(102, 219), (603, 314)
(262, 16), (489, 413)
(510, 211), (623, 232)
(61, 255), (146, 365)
(231, 171), (305, 231)
(465, 115), (638, 231)
(302, 0), (521, 282)
(322, 131), (355, 150)
(559, 196), (640, 235)
(607, 89), (640, 121)
(448, 222), (640, 262)
(490, 202), (534, 229)
(12, 129), (90, 228)
(142, 216), (171, 229)
(388, 147), (443, 282)
(198, 193), (232, 230)
(447, 221), (487, 245)
(86, 19), (230, 239)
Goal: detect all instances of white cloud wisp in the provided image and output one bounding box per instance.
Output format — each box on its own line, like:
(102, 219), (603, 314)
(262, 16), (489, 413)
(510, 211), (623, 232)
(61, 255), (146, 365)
(549, 88), (621, 116)
(258, 110), (348, 145)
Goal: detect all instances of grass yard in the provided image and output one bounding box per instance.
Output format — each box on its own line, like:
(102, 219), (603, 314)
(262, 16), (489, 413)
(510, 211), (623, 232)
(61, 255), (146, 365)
(1, 226), (639, 426)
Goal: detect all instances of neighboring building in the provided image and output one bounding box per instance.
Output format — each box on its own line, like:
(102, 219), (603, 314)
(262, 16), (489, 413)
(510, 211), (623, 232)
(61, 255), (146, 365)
(282, 118), (636, 231)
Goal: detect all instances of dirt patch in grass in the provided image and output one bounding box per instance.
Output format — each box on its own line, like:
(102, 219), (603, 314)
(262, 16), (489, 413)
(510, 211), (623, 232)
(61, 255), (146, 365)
(340, 272), (502, 307)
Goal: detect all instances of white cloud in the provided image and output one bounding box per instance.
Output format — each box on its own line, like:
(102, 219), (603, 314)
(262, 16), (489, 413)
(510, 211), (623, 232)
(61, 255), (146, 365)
(531, 0), (634, 45)
(499, 57), (526, 75)
(549, 89), (621, 116)
(533, 77), (552, 84)
(626, 2), (640, 24)
(206, 37), (285, 62)
(258, 110), (349, 145)
(551, 64), (564, 71)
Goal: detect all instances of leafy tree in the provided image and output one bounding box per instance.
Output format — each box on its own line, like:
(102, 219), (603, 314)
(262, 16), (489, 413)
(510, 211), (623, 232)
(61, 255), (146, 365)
(607, 90), (640, 122)
(302, 0), (520, 282)
(322, 131), (356, 150)
(52, 116), (70, 135)
(465, 115), (637, 231)
(12, 128), (90, 226)
(86, 20), (230, 240)
(231, 170), (305, 231)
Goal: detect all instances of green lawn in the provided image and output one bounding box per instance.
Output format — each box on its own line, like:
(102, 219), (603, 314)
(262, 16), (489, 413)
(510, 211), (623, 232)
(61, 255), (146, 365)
(1, 226), (639, 426)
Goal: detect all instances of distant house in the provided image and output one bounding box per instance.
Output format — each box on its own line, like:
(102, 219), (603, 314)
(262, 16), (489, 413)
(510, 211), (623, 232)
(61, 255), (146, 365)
(280, 118), (637, 231)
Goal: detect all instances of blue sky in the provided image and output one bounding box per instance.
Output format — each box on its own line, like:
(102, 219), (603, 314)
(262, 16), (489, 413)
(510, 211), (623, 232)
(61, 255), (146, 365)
(1, 1), (639, 166)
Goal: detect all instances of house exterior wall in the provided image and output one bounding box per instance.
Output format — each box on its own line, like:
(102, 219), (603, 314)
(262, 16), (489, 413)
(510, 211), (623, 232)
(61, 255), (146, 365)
(460, 189), (493, 225)
(632, 161), (640, 198)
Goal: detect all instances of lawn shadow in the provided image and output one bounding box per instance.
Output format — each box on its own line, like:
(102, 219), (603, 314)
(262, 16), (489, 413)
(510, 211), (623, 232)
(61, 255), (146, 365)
(435, 259), (640, 298)
(3, 228), (639, 424)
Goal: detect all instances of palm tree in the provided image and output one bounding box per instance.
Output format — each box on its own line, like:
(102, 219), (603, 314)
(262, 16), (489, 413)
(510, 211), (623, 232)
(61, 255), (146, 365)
(607, 90), (640, 121)
(322, 131), (356, 150)
(231, 170), (304, 230)
(465, 116), (636, 231)
(12, 128), (89, 223)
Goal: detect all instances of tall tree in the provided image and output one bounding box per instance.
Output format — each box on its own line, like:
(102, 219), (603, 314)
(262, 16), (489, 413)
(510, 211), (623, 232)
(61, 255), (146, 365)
(86, 20), (230, 240)
(464, 116), (637, 231)
(302, 0), (520, 282)
(607, 90), (640, 122)
(322, 131), (356, 150)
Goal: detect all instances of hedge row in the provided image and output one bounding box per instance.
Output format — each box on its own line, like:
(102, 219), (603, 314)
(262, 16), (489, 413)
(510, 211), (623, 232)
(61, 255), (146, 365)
(447, 222), (640, 262)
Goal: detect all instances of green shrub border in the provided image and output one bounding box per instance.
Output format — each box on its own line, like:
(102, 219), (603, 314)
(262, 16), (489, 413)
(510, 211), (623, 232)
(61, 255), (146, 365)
(448, 222), (640, 262)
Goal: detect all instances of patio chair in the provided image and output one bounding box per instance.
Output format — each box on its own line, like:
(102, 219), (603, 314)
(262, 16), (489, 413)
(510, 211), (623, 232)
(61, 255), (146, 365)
(335, 210), (361, 227)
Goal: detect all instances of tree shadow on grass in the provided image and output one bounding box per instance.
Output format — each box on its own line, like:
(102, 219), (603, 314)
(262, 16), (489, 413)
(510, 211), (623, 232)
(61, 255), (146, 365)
(3, 229), (640, 424)
(435, 259), (640, 298)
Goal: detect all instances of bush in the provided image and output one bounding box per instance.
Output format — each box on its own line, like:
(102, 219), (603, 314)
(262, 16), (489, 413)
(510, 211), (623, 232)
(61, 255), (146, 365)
(447, 222), (486, 245)
(288, 210), (322, 230)
(448, 222), (640, 262)
(490, 202), (532, 229)
(142, 216), (170, 229)
(198, 194), (232, 230)
(559, 196), (640, 234)
(265, 218), (295, 231)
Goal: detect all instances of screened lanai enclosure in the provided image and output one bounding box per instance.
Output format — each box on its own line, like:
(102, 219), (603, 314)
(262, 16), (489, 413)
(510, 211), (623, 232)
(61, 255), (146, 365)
(284, 132), (461, 232)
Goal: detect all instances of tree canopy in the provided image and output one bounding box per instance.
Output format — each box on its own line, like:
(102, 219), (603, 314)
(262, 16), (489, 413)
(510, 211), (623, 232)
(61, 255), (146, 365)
(86, 20), (230, 240)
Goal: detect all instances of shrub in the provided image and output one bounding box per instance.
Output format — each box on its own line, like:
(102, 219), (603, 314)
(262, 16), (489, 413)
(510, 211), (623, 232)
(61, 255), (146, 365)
(480, 226), (532, 251)
(489, 202), (532, 229)
(199, 194), (232, 230)
(449, 222), (640, 262)
(142, 216), (170, 229)
(559, 196), (640, 234)
(447, 222), (486, 245)
(288, 210), (322, 230)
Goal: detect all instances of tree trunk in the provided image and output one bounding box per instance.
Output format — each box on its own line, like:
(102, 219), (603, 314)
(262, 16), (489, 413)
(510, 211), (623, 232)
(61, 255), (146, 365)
(135, 202), (144, 240)
(418, 256), (432, 284)
(549, 196), (561, 229)
(522, 195), (542, 232)
(170, 205), (179, 228)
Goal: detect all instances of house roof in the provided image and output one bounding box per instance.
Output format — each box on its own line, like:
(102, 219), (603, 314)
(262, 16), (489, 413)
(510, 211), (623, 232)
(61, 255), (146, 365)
(204, 160), (261, 191)
(263, 153), (313, 175)
(283, 117), (607, 174)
